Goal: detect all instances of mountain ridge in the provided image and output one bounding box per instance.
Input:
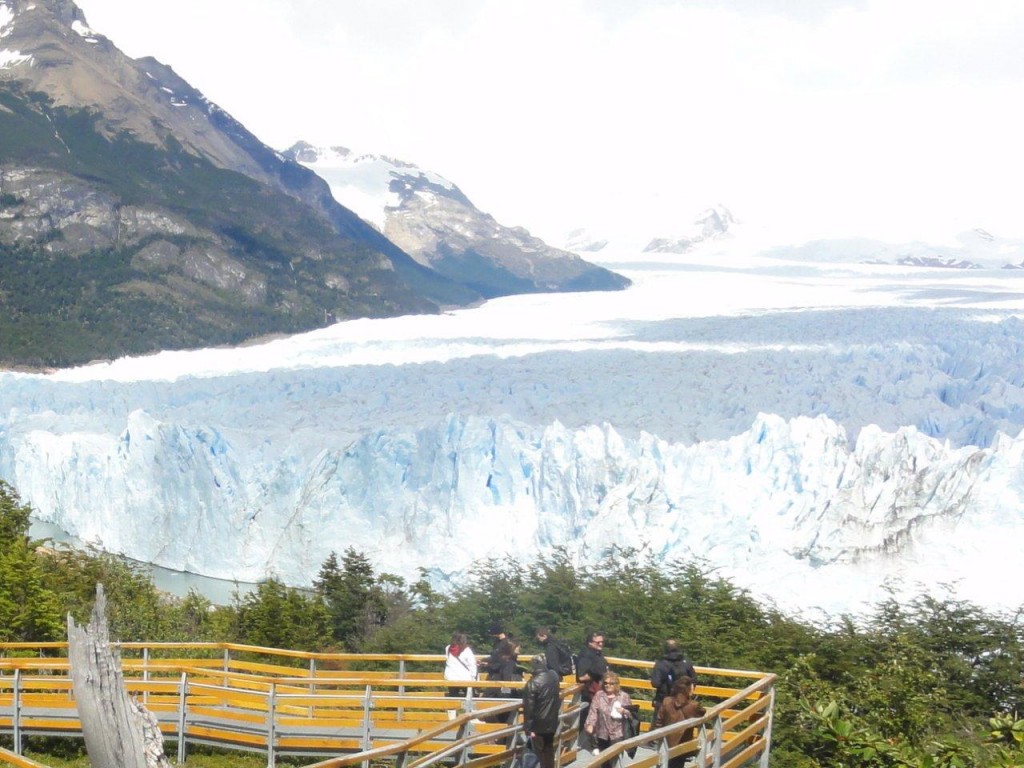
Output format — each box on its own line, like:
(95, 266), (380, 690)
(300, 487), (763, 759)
(1, 0), (626, 367)
(285, 142), (631, 298)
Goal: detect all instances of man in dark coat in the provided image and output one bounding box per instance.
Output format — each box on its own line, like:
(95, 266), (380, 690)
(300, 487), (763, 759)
(522, 655), (561, 768)
(535, 627), (572, 679)
(650, 639), (697, 716)
(483, 623), (519, 692)
(575, 631), (608, 751)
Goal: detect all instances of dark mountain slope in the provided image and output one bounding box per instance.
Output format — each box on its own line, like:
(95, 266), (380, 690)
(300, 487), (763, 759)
(0, 0), (478, 367)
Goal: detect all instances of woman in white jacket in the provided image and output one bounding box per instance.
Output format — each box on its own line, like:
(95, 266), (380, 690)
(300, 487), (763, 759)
(444, 632), (478, 706)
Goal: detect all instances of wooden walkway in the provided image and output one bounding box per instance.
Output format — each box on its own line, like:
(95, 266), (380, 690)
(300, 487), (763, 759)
(0, 642), (775, 768)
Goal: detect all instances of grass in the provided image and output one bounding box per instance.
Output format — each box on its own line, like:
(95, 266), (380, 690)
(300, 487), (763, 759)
(22, 744), (308, 768)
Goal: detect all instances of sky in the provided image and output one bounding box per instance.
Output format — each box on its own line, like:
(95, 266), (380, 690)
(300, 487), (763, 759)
(71, 0), (1024, 246)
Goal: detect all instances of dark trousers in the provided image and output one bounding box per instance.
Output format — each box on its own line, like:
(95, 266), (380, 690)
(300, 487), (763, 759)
(595, 737), (617, 768)
(531, 733), (556, 768)
(578, 703), (593, 750)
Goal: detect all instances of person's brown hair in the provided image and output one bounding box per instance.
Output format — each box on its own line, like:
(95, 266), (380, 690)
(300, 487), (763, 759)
(671, 676), (695, 696)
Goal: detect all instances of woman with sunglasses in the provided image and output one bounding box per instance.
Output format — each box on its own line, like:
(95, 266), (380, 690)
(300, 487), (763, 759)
(584, 671), (634, 766)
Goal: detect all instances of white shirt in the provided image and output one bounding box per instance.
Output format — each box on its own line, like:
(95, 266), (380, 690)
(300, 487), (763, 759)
(444, 644), (478, 682)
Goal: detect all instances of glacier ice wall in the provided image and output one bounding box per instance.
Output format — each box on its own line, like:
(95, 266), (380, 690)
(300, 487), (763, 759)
(4, 405), (1022, 615)
(4, 279), (1024, 616)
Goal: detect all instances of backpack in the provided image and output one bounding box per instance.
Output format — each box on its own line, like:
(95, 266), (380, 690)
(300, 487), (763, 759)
(553, 640), (575, 677)
(657, 658), (688, 698)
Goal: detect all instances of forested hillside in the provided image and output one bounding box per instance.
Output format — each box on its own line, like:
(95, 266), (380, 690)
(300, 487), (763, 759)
(1, 481), (1022, 767)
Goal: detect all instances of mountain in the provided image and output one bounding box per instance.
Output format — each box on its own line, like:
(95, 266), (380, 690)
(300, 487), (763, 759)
(0, 0), (506, 368)
(284, 144), (631, 298)
(762, 229), (1024, 270)
(643, 205), (737, 254)
(3, 240), (1023, 616)
(562, 205), (739, 256)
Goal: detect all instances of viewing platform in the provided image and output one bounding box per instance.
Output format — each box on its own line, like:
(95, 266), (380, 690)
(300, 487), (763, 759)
(0, 642), (775, 768)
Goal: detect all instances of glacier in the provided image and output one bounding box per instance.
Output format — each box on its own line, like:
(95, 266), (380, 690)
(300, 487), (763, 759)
(3, 235), (1024, 617)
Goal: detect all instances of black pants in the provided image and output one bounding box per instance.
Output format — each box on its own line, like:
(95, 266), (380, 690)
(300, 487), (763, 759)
(595, 737), (620, 768)
(531, 733), (556, 768)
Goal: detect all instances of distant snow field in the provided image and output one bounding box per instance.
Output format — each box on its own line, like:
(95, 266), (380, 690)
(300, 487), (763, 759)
(3, 235), (1024, 618)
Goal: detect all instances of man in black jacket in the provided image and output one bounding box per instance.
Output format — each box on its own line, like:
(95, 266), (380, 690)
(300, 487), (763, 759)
(522, 655), (561, 768)
(575, 631), (608, 751)
(535, 627), (573, 679)
(650, 639), (698, 715)
(484, 623), (519, 694)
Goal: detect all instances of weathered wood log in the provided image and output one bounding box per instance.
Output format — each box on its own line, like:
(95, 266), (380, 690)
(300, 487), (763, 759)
(67, 584), (170, 768)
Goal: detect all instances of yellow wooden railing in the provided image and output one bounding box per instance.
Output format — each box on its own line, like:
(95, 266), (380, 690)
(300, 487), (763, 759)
(0, 642), (775, 768)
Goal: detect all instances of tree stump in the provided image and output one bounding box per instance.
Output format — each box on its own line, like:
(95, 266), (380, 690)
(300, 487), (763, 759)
(67, 584), (170, 768)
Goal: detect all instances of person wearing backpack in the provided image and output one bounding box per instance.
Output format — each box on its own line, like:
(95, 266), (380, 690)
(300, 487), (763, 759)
(650, 639), (697, 717)
(535, 627), (574, 679)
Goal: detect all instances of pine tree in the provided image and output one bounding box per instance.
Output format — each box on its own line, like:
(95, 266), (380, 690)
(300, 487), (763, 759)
(0, 481), (63, 641)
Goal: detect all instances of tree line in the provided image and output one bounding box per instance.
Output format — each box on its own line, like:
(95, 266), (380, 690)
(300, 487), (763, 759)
(1, 481), (1022, 767)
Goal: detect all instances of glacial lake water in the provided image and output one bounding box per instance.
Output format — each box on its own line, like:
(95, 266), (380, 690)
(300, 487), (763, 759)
(31, 519), (258, 605)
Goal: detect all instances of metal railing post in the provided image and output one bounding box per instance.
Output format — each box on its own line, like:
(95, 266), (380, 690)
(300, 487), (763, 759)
(362, 685), (374, 768)
(143, 646), (150, 705)
(711, 716), (724, 768)
(398, 659), (406, 720)
(223, 647), (231, 673)
(177, 671), (188, 765)
(267, 683), (277, 768)
(13, 669), (22, 755)
(696, 723), (709, 768)
(758, 687), (776, 768)
(656, 733), (670, 768)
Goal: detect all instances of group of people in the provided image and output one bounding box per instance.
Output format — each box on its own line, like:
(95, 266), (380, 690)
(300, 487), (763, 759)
(443, 628), (705, 768)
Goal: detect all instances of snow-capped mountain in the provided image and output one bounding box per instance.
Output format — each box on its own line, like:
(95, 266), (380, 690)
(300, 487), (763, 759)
(762, 229), (1024, 270)
(565, 210), (1024, 273)
(563, 206), (738, 256)
(0, 0), (489, 368)
(643, 205), (738, 253)
(285, 143), (630, 298)
(3, 239), (1024, 617)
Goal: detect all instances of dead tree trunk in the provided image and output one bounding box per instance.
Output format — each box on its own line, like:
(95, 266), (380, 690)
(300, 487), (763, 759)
(67, 584), (171, 768)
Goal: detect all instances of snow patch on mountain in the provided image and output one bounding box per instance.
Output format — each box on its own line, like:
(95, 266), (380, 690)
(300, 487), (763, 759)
(286, 143), (453, 231)
(286, 141), (630, 296)
(0, 4), (14, 36)
(71, 19), (98, 41)
(0, 47), (29, 67)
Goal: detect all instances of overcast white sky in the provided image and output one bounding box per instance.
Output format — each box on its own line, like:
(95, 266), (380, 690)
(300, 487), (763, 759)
(73, 0), (1024, 245)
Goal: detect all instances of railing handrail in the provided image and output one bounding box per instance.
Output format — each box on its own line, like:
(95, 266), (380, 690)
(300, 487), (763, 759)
(596, 672), (777, 768)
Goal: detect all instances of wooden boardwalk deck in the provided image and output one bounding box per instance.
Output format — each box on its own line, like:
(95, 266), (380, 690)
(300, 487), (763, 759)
(1, 642), (775, 768)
